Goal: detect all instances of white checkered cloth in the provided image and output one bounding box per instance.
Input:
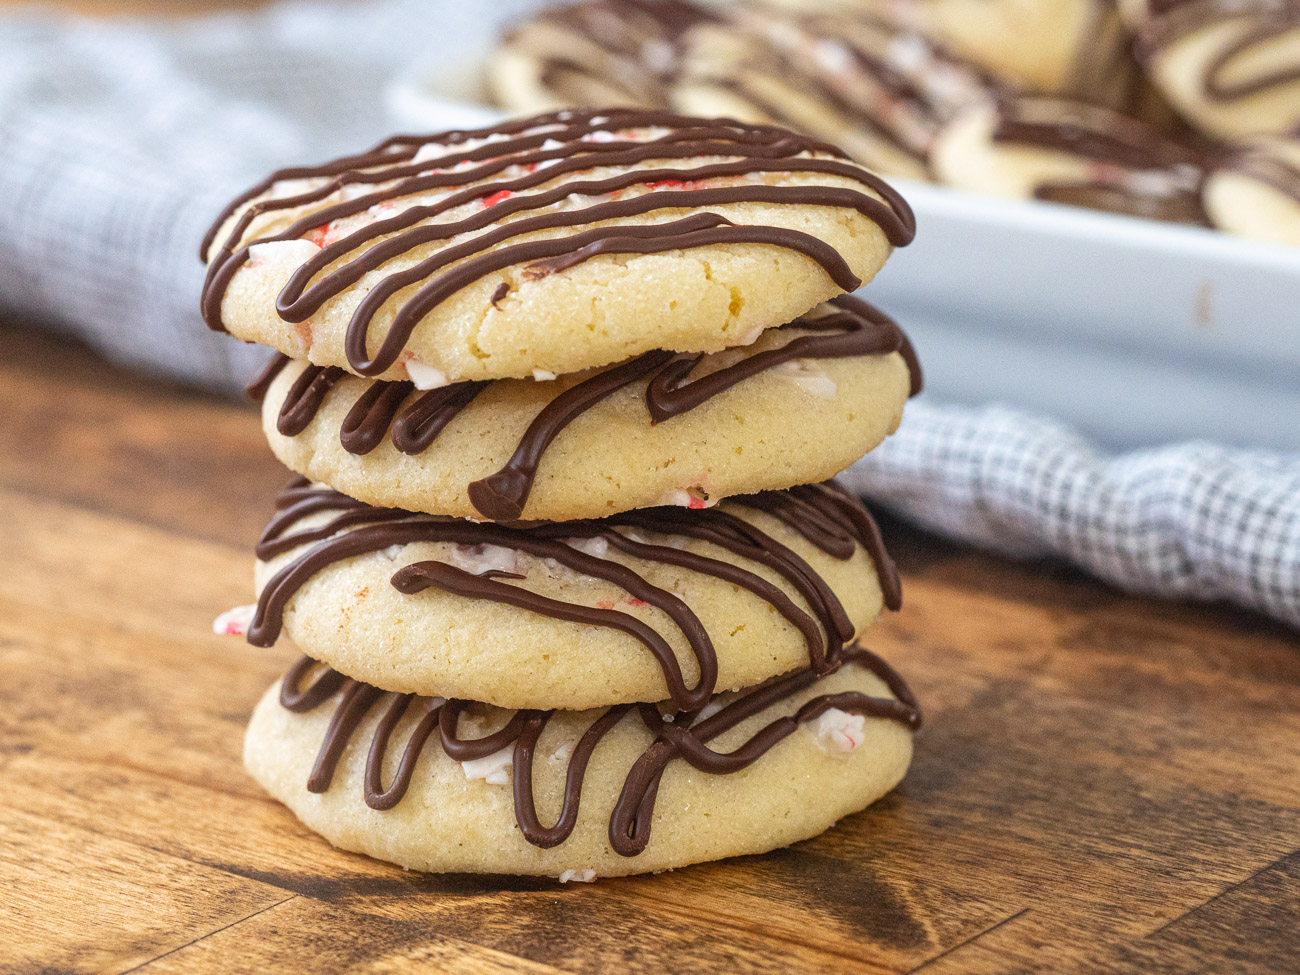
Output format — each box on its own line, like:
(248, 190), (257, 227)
(1, 0), (1297, 628)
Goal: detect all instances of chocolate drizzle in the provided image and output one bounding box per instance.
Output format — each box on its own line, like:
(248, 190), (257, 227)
(251, 478), (901, 711)
(1139, 0), (1300, 104)
(276, 643), (920, 856)
(249, 294), (919, 519)
(201, 108), (915, 377)
(990, 97), (1210, 224)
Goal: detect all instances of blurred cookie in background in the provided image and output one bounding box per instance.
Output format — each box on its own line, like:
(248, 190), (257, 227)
(931, 95), (1210, 224)
(671, 5), (997, 180)
(486, 0), (713, 113)
(1122, 0), (1300, 139)
(897, 0), (1141, 109)
(1203, 134), (1300, 245)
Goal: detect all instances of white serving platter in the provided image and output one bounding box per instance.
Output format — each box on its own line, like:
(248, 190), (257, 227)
(386, 58), (1300, 453)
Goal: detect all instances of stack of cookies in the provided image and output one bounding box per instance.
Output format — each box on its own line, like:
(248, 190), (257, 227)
(205, 108), (924, 879)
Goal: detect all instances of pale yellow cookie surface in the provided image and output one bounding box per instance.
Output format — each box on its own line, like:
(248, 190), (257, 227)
(243, 659), (915, 877)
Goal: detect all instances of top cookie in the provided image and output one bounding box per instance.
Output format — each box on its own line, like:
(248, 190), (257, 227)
(201, 108), (914, 384)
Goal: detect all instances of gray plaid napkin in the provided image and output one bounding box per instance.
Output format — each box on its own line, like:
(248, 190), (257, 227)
(2, 0), (1296, 628)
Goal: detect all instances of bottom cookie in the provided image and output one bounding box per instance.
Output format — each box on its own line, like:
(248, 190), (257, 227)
(244, 647), (920, 878)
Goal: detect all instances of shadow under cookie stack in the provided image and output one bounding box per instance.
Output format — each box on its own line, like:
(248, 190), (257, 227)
(205, 108), (925, 879)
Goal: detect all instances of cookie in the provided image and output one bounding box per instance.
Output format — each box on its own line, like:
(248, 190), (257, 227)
(485, 0), (708, 114)
(669, 7), (995, 181)
(908, 0), (1139, 107)
(242, 479), (901, 711)
(931, 95), (1210, 224)
(1124, 0), (1300, 140)
(201, 108), (914, 385)
(243, 645), (920, 877)
(1203, 136), (1300, 246)
(252, 296), (920, 523)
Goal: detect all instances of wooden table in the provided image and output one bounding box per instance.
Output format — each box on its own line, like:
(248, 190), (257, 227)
(3, 321), (1298, 974)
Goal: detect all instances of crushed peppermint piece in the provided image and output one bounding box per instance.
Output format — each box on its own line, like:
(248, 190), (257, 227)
(461, 745), (513, 785)
(550, 743), (575, 765)
(566, 535), (609, 559)
(773, 360), (837, 398)
(806, 707), (867, 755)
(532, 369), (558, 381)
(269, 177), (321, 200)
(695, 699), (725, 723)
(558, 869), (597, 883)
(657, 488), (716, 509)
(405, 360), (449, 390)
(450, 543), (523, 578)
(483, 189), (513, 207)
(248, 239), (321, 266)
(813, 38), (854, 74)
(212, 604), (257, 636)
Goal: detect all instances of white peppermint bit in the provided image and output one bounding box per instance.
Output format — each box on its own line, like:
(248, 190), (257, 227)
(695, 699), (725, 723)
(270, 177), (322, 200)
(813, 38), (854, 74)
(450, 543), (523, 577)
(380, 544), (405, 560)
(807, 707), (867, 755)
(558, 869), (597, 883)
(656, 488), (716, 510)
(248, 239), (321, 266)
(887, 34), (932, 73)
(565, 535), (609, 559)
(405, 360), (449, 390)
(461, 745), (513, 785)
(212, 604), (257, 636)
(550, 743), (575, 765)
(774, 360), (837, 399)
(532, 369), (558, 381)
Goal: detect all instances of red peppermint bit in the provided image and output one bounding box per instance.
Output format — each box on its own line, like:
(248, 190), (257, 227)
(624, 597), (648, 608)
(646, 179), (687, 189)
(483, 190), (513, 207)
(687, 496), (709, 509)
(305, 223), (332, 246)
(596, 600), (616, 610)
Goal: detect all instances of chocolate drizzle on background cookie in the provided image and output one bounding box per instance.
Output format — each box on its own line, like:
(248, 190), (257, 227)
(249, 478), (902, 711)
(1137, 0), (1300, 103)
(277, 642), (920, 856)
(990, 96), (1210, 223)
(201, 108), (915, 377)
(248, 294), (921, 520)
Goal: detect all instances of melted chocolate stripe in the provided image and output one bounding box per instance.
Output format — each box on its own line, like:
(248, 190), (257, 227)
(275, 643), (920, 856)
(392, 559), (715, 711)
(468, 350), (675, 520)
(340, 380), (415, 455)
(251, 480), (897, 709)
(344, 212), (863, 377)
(512, 704), (632, 848)
(364, 693), (442, 810)
(391, 381), (489, 454)
(278, 365), (346, 436)
(246, 352), (291, 402)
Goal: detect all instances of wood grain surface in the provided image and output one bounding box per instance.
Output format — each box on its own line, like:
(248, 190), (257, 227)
(2, 322), (1298, 974)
